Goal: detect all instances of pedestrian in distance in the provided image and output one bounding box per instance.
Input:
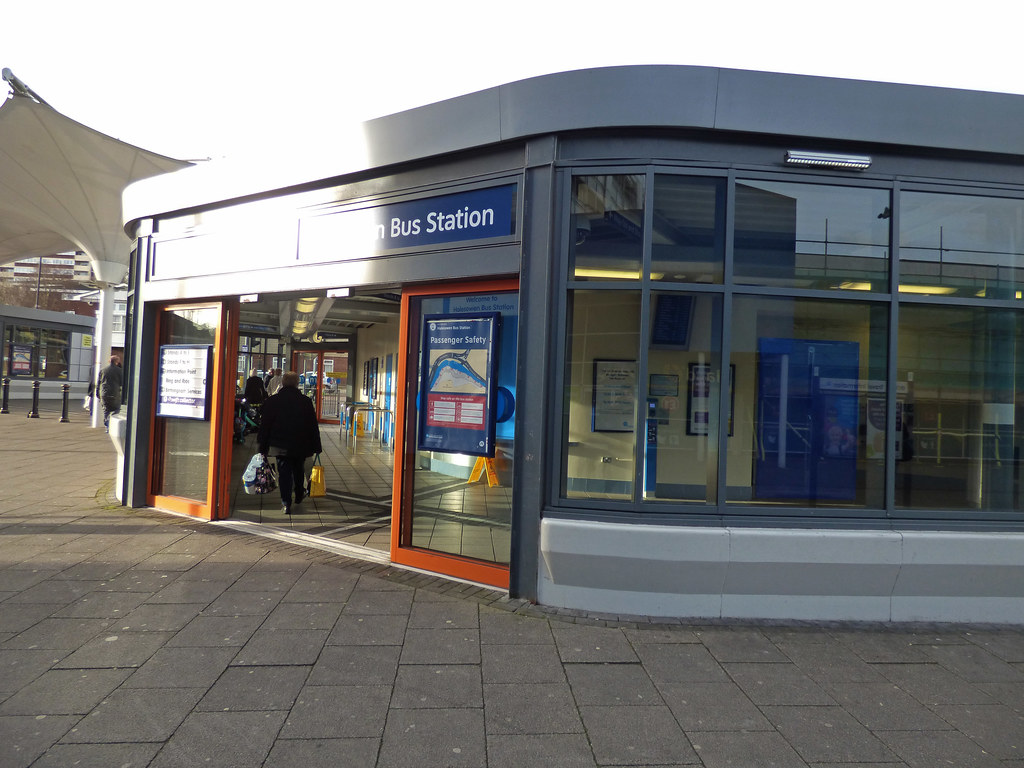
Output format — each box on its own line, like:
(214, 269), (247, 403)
(266, 368), (284, 396)
(257, 371), (322, 515)
(243, 367), (267, 405)
(98, 354), (123, 431)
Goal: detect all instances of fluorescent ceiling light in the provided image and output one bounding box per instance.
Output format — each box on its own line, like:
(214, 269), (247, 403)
(898, 284), (958, 295)
(240, 293), (259, 303)
(573, 268), (665, 280)
(838, 281), (873, 291)
(326, 287), (351, 298)
(785, 151), (872, 170)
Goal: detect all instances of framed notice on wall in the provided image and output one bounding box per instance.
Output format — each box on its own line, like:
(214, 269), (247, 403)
(592, 359), (637, 432)
(418, 313), (501, 457)
(157, 344), (213, 420)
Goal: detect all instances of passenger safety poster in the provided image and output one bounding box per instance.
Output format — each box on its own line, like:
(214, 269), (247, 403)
(418, 313), (500, 457)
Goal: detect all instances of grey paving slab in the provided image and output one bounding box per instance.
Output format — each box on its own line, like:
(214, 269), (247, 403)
(393, 663), (483, 709)
(487, 733), (597, 768)
(552, 622), (640, 662)
(399, 627), (481, 664)
(148, 709), (287, 768)
(280, 684), (390, 739)
(481, 643), (565, 684)
(308, 644), (400, 686)
(0, 714), (81, 768)
(762, 704), (901, 764)
(165, 614), (265, 647)
(724, 661), (837, 705)
(233, 628), (331, 666)
(0, 667), (133, 715)
(579, 704), (699, 765)
(483, 682), (583, 734)
(327, 613), (409, 645)
(60, 686), (206, 743)
(658, 680), (774, 731)
(197, 664), (311, 711)
(2, 618), (112, 650)
(377, 708), (486, 768)
(263, 737), (381, 768)
(53, 630), (173, 669)
(689, 729), (810, 768)
(30, 742), (163, 768)
(122, 646), (237, 688)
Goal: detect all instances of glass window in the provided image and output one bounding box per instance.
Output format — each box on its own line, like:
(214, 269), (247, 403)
(730, 296), (888, 508)
(645, 292), (723, 502)
(40, 329), (69, 379)
(652, 175), (725, 284)
(571, 175), (645, 281)
(734, 181), (891, 291)
(899, 192), (1024, 299)
(158, 307), (219, 501)
(897, 304), (1024, 511)
(563, 290), (642, 500)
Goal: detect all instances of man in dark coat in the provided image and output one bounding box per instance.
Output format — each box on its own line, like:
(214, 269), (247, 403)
(257, 371), (322, 514)
(98, 354), (123, 431)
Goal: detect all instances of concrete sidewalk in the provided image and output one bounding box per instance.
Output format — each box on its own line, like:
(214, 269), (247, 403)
(1, 411), (1022, 767)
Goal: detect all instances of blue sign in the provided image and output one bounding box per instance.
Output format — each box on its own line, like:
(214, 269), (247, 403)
(300, 184), (517, 262)
(418, 313), (500, 456)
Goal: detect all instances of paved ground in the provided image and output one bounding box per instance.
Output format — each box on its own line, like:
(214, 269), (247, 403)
(1, 406), (1023, 767)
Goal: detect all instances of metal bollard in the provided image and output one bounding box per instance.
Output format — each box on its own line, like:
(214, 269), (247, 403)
(0, 376), (9, 414)
(60, 383), (71, 423)
(27, 380), (40, 418)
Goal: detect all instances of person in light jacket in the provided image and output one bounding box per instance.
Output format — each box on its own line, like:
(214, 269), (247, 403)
(257, 371), (322, 515)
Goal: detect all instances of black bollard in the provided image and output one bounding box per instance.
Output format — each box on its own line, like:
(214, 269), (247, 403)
(60, 383), (71, 423)
(0, 377), (8, 414)
(27, 380), (40, 418)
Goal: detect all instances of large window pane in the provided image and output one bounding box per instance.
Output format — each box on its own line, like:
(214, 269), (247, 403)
(897, 304), (1024, 512)
(571, 175), (645, 281)
(899, 192), (1024, 299)
(734, 181), (890, 291)
(645, 292), (722, 502)
(563, 290), (641, 499)
(651, 175), (725, 283)
(730, 296), (888, 508)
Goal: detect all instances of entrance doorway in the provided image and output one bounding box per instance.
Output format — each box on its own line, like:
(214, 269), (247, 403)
(220, 282), (517, 588)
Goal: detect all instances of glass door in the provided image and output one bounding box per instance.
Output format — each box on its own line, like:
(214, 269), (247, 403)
(391, 280), (518, 588)
(149, 302), (235, 519)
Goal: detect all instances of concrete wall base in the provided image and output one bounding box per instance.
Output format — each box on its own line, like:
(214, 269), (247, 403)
(538, 518), (1024, 624)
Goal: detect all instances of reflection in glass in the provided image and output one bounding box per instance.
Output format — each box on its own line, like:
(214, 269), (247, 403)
(730, 296), (888, 508)
(563, 290), (641, 500)
(159, 307), (219, 501)
(651, 176), (725, 283)
(897, 304), (1024, 511)
(899, 192), (1024, 299)
(645, 293), (722, 502)
(734, 181), (890, 290)
(408, 293), (517, 565)
(571, 175), (645, 281)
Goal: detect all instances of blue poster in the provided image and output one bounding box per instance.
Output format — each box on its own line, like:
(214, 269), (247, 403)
(755, 338), (859, 501)
(418, 313), (500, 456)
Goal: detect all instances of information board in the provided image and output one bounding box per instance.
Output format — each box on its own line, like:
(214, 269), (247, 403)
(157, 344), (212, 420)
(418, 313), (500, 456)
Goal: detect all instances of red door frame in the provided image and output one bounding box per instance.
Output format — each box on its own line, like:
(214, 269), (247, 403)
(390, 279), (518, 589)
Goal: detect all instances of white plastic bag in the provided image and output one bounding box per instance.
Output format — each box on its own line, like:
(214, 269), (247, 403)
(242, 453), (264, 495)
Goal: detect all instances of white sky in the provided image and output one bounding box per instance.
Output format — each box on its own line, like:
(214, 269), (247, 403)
(4, 0), (1024, 162)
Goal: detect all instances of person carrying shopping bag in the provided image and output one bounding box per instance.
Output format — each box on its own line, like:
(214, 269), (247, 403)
(257, 370), (322, 515)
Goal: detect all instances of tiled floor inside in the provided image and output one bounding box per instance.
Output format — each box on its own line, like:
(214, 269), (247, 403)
(229, 422), (511, 565)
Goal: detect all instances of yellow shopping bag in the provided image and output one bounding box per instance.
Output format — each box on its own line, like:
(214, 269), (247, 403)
(308, 455), (326, 498)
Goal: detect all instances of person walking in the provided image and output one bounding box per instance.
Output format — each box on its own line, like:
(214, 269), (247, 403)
(98, 354), (123, 432)
(243, 367), (267, 405)
(257, 371), (322, 515)
(266, 368), (284, 396)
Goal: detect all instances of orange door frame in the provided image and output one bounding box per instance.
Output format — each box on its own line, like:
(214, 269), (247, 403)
(390, 279), (518, 589)
(147, 300), (238, 520)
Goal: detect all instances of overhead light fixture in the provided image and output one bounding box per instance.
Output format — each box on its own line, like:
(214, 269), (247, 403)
(326, 287), (351, 299)
(240, 293), (259, 303)
(898, 284), (958, 296)
(573, 268), (665, 280)
(838, 281), (873, 291)
(785, 150), (872, 170)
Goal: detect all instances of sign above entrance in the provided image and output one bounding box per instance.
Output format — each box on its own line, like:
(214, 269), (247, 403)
(300, 184), (517, 263)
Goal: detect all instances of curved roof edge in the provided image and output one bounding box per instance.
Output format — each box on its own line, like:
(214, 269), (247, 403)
(124, 64), (1024, 228)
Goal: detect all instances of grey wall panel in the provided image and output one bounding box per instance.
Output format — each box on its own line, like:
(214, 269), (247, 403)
(498, 66), (720, 139)
(714, 68), (1024, 155)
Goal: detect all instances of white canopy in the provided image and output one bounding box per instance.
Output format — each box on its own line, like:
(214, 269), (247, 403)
(0, 70), (190, 426)
(0, 70), (190, 282)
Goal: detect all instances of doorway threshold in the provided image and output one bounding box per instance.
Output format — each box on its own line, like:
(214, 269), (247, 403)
(212, 518), (392, 564)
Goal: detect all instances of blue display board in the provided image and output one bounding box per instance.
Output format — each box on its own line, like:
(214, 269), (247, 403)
(418, 313), (501, 456)
(755, 338), (860, 501)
